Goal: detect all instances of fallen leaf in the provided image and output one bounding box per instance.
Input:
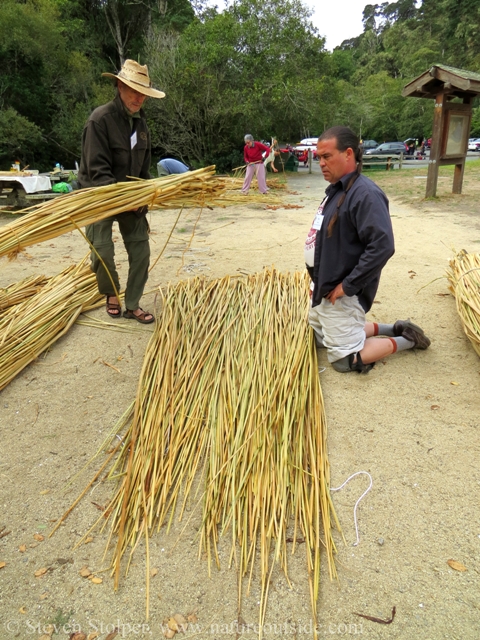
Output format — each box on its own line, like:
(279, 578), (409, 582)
(79, 566), (92, 578)
(34, 567), (48, 577)
(447, 559), (467, 572)
(187, 612), (198, 624)
(34, 533), (45, 541)
(173, 614), (187, 633)
(84, 537), (94, 544)
(70, 633), (87, 640)
(19, 544), (27, 552)
(91, 576), (103, 584)
(39, 592), (49, 600)
(105, 630), (118, 640)
(431, 405), (440, 410)
(87, 633), (100, 640)
(18, 606), (27, 614)
(450, 381), (459, 386)
(43, 624), (55, 635)
(40, 489), (50, 495)
(167, 617), (179, 632)
(163, 629), (176, 639)
(150, 567), (159, 577)
(29, 542), (39, 548)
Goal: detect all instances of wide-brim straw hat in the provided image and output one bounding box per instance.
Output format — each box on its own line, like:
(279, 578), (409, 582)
(102, 59), (165, 99)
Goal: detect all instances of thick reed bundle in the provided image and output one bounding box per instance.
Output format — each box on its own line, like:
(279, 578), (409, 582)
(446, 250), (480, 357)
(0, 259), (101, 390)
(58, 270), (337, 636)
(0, 167), (230, 260)
(0, 274), (48, 315)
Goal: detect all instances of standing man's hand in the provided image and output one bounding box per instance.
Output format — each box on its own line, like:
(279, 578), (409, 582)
(325, 283), (345, 305)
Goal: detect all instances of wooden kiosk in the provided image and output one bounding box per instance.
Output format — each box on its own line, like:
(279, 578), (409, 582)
(402, 65), (480, 197)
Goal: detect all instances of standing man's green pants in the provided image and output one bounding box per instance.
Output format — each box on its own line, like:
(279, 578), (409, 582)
(86, 211), (150, 312)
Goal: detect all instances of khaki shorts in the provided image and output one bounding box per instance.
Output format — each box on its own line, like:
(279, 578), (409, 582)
(308, 295), (366, 363)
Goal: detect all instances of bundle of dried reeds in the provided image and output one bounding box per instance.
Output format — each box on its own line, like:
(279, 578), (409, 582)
(56, 270), (337, 635)
(0, 167), (244, 260)
(225, 176), (287, 190)
(446, 250), (480, 357)
(0, 274), (48, 315)
(0, 259), (101, 390)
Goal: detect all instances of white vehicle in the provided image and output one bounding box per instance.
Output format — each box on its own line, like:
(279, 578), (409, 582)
(297, 137), (318, 147)
(468, 138), (480, 151)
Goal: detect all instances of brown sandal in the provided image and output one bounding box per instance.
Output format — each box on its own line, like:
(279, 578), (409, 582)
(106, 296), (121, 318)
(123, 308), (155, 324)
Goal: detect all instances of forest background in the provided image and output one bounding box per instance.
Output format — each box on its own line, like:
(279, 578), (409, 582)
(1, 0), (480, 173)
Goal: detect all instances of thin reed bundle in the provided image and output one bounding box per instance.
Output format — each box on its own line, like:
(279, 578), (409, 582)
(446, 250), (480, 357)
(56, 270), (337, 636)
(0, 168), (230, 260)
(0, 274), (48, 315)
(0, 259), (101, 390)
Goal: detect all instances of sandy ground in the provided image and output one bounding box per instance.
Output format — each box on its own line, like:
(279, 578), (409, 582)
(0, 163), (479, 640)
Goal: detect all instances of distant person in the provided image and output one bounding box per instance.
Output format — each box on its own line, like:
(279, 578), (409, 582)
(78, 59), (165, 324)
(241, 135), (269, 194)
(157, 158), (189, 176)
(264, 137), (280, 173)
(305, 125), (430, 373)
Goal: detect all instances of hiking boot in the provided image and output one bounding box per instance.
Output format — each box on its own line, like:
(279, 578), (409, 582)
(393, 319), (431, 349)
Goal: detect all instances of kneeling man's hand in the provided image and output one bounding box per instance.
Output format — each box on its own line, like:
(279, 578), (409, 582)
(325, 283), (345, 305)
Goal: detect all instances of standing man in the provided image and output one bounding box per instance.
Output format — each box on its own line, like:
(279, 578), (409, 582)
(78, 59), (165, 324)
(305, 126), (430, 373)
(241, 135), (270, 194)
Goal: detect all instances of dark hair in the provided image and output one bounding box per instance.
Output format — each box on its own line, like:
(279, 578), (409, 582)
(319, 126), (362, 237)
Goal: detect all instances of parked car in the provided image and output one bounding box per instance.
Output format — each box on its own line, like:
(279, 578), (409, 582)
(364, 142), (406, 156)
(297, 137), (318, 146)
(468, 138), (480, 151)
(360, 139), (378, 150)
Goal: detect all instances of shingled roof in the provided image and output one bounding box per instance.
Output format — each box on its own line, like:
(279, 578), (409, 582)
(402, 64), (480, 99)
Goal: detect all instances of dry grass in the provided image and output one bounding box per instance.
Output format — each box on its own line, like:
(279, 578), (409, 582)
(366, 160), (480, 214)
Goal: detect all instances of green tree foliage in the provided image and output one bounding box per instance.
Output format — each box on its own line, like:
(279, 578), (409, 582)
(1, 0), (479, 171)
(0, 107), (43, 166)
(145, 0), (335, 168)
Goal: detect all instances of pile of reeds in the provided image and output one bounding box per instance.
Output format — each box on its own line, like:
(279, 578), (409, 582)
(56, 269), (338, 635)
(0, 259), (101, 390)
(0, 167), (273, 260)
(446, 250), (480, 357)
(225, 175), (288, 190)
(0, 274), (48, 315)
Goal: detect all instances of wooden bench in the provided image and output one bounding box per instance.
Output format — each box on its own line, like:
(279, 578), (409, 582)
(362, 153), (404, 170)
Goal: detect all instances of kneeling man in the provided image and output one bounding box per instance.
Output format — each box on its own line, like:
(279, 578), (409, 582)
(305, 126), (430, 373)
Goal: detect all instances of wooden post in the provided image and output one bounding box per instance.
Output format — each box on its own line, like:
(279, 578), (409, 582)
(308, 149), (312, 174)
(452, 163), (465, 193)
(426, 91), (446, 198)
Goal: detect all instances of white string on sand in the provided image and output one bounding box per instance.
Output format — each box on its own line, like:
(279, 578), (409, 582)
(330, 471), (373, 546)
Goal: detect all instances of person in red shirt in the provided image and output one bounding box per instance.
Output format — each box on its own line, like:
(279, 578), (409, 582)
(241, 134), (270, 194)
